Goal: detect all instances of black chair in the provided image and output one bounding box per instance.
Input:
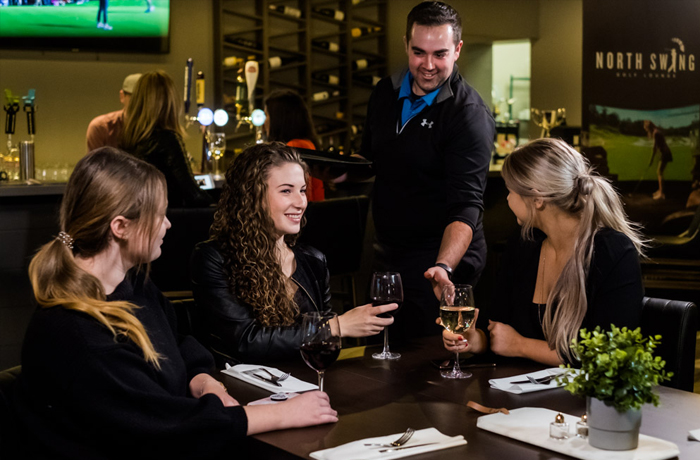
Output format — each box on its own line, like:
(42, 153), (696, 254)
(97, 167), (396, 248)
(150, 206), (216, 296)
(298, 195), (370, 310)
(0, 366), (21, 452)
(171, 298), (206, 344)
(640, 297), (697, 392)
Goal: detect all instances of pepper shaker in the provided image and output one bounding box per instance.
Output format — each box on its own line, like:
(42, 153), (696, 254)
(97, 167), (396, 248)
(549, 412), (570, 440)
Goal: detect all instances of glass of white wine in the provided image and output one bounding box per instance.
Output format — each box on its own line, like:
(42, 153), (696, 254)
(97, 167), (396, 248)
(209, 132), (227, 179)
(439, 284), (476, 379)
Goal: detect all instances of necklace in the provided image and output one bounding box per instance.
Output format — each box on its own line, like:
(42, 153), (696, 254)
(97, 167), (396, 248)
(537, 239), (547, 328)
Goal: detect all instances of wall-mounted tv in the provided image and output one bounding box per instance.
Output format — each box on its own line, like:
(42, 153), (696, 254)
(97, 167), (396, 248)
(0, 0), (170, 54)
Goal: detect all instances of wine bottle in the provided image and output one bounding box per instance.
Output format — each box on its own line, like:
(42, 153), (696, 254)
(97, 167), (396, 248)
(223, 56), (240, 68)
(351, 58), (381, 70)
(224, 36), (261, 50)
(235, 60), (249, 118)
(311, 39), (341, 53)
(312, 73), (340, 85)
(268, 55), (303, 69)
(351, 26), (382, 38)
(313, 7), (344, 21)
(312, 90), (340, 102)
(269, 4), (302, 18)
(353, 74), (381, 86)
(351, 0), (366, 5)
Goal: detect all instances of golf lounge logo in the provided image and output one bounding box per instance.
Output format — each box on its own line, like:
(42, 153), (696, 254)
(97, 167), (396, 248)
(594, 37), (695, 79)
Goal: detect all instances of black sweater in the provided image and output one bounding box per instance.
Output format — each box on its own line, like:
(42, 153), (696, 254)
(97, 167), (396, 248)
(14, 271), (247, 459)
(481, 228), (644, 341)
(191, 241), (331, 365)
(360, 66), (495, 269)
(129, 129), (213, 208)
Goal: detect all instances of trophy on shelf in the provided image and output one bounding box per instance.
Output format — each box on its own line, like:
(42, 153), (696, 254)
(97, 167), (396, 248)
(531, 108), (566, 138)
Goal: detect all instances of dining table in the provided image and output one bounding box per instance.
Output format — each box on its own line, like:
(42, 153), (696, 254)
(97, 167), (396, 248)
(218, 336), (700, 459)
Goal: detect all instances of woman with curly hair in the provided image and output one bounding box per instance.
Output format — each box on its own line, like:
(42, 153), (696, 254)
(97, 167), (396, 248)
(191, 142), (395, 364)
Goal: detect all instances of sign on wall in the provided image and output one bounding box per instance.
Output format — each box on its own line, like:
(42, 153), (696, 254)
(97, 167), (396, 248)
(582, 0), (700, 182)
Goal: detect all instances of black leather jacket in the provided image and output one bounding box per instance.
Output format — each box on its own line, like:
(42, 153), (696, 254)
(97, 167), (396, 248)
(191, 240), (331, 365)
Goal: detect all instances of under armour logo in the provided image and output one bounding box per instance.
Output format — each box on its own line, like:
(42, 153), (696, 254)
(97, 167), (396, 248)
(421, 119), (434, 129)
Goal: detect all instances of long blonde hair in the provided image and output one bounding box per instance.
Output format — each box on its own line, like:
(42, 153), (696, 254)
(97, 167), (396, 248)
(28, 147), (168, 367)
(210, 142), (309, 326)
(501, 138), (645, 361)
(121, 70), (185, 151)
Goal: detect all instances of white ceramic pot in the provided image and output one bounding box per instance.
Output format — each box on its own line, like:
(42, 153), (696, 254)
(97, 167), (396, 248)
(586, 396), (642, 450)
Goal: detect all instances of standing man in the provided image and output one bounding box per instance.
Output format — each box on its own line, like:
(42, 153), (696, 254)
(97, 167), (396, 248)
(86, 73), (141, 152)
(360, 1), (494, 339)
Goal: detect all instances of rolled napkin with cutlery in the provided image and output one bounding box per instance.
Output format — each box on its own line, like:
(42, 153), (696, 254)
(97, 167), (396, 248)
(489, 368), (566, 394)
(222, 364), (318, 393)
(310, 427), (466, 460)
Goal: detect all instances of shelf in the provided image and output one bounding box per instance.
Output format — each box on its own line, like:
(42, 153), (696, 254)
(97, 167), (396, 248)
(215, 0), (387, 154)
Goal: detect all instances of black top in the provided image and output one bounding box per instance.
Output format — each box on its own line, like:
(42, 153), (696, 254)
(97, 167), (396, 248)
(14, 271), (247, 459)
(191, 240), (331, 365)
(360, 65), (495, 267)
(129, 129), (213, 208)
(481, 228), (644, 342)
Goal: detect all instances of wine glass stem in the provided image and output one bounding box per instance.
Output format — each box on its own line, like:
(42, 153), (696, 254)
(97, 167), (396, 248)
(383, 328), (390, 354)
(452, 352), (461, 375)
(318, 370), (325, 392)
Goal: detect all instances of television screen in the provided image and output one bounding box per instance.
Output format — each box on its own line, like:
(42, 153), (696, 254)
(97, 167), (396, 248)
(0, 0), (170, 54)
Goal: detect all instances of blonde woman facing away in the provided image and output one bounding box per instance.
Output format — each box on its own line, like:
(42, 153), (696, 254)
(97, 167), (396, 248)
(442, 138), (645, 365)
(13, 148), (336, 458)
(121, 70), (212, 208)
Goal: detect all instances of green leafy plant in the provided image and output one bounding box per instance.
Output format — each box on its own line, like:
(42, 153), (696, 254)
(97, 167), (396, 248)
(556, 325), (672, 412)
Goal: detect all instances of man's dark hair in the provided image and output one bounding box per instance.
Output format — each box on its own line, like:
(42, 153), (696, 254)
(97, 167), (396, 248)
(406, 1), (462, 46)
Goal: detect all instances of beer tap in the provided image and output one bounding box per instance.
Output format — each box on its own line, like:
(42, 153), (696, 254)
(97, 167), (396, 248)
(4, 89), (19, 154)
(23, 89), (36, 141)
(234, 59), (266, 143)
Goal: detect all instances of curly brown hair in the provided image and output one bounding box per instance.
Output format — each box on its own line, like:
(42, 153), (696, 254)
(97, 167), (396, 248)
(210, 142), (309, 326)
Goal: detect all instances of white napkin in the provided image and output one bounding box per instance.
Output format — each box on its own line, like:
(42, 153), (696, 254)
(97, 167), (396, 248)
(221, 364), (318, 393)
(688, 428), (700, 441)
(309, 427), (466, 460)
(489, 368), (567, 394)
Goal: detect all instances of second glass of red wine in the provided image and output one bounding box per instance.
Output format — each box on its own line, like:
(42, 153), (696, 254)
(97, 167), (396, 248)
(300, 312), (341, 392)
(370, 272), (403, 360)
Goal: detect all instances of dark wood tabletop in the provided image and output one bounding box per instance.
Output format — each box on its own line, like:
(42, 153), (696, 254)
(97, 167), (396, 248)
(220, 337), (700, 459)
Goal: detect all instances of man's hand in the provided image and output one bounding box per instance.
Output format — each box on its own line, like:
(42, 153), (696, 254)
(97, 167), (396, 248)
(487, 320), (525, 357)
(424, 266), (453, 300)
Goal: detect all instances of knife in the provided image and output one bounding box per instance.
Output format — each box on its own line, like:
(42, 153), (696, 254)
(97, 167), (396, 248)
(509, 374), (556, 385)
(243, 369), (281, 387)
(378, 442), (439, 453)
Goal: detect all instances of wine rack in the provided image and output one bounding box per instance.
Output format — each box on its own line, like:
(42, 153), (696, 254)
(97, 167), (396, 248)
(213, 0), (387, 153)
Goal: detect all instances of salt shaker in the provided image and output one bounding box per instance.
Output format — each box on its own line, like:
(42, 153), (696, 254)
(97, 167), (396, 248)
(549, 412), (570, 440)
(576, 413), (588, 438)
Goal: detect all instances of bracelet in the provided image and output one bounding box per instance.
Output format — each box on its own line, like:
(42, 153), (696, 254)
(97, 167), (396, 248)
(435, 263), (453, 280)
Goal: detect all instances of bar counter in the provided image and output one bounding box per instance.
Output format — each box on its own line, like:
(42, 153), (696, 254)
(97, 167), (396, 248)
(220, 337), (700, 459)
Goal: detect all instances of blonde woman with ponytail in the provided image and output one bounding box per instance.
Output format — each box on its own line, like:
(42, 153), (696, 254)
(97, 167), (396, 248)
(442, 138), (645, 365)
(15, 147), (337, 458)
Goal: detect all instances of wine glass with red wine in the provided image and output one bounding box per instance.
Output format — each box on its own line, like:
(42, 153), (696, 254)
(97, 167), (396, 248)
(300, 312), (341, 392)
(370, 272), (403, 360)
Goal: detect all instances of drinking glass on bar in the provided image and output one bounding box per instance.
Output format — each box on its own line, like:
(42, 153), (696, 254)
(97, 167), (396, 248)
(370, 272), (403, 360)
(439, 284), (475, 379)
(209, 132), (226, 179)
(300, 312), (341, 392)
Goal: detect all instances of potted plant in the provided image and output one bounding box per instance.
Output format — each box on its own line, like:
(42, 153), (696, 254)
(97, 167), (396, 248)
(557, 325), (672, 451)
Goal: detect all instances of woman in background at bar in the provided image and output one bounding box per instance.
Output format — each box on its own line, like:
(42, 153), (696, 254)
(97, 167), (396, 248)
(264, 89), (326, 201)
(121, 70), (212, 208)
(441, 138), (645, 365)
(13, 148), (336, 458)
(191, 142), (394, 365)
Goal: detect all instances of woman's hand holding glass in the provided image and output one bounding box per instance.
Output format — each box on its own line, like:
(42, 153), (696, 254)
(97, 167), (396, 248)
(338, 302), (397, 337)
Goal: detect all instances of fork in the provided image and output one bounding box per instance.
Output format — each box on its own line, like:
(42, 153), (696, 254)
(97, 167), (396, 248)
(364, 427), (415, 447)
(258, 368), (290, 383)
(510, 374), (556, 385)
